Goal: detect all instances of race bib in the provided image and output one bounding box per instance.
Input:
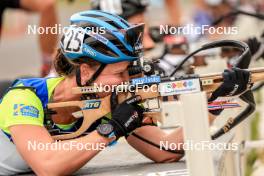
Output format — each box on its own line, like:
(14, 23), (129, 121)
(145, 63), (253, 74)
(62, 27), (85, 53)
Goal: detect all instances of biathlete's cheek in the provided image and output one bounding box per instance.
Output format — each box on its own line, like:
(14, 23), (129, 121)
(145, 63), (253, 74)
(94, 75), (125, 87)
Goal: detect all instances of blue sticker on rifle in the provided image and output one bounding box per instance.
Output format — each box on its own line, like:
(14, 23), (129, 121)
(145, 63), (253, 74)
(131, 76), (161, 85)
(83, 100), (101, 109)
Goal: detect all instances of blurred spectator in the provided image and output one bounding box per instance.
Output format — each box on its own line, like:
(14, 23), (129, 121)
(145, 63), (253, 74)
(0, 0), (58, 77)
(164, 0), (182, 26)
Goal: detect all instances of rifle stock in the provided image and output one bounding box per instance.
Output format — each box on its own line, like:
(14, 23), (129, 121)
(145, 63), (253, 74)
(48, 96), (111, 140)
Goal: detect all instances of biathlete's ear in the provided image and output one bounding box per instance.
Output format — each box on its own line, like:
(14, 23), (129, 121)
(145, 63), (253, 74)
(124, 95), (143, 105)
(80, 64), (91, 85)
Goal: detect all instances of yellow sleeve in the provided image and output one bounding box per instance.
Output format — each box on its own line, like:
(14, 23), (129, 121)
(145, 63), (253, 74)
(0, 88), (44, 133)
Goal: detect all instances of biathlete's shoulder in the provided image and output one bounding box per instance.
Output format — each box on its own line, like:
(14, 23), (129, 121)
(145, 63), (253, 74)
(1, 86), (43, 112)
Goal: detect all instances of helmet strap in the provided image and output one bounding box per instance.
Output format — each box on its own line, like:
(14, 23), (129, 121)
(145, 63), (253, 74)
(76, 67), (82, 87)
(85, 64), (107, 86)
(75, 64), (107, 99)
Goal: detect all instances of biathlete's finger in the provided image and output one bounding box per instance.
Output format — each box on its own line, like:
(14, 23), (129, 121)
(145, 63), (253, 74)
(124, 95), (143, 105)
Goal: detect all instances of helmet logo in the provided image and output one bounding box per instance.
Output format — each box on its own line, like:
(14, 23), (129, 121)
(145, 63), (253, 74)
(87, 30), (109, 45)
(125, 23), (144, 54)
(83, 45), (96, 57)
(134, 32), (144, 52)
(62, 27), (85, 53)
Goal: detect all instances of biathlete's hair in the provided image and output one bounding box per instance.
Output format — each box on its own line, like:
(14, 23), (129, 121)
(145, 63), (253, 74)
(54, 49), (100, 76)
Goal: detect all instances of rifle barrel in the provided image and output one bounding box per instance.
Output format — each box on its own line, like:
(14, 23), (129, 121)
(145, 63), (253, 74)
(72, 67), (264, 94)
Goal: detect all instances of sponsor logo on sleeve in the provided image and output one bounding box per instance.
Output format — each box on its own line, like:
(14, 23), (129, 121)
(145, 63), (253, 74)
(13, 104), (39, 118)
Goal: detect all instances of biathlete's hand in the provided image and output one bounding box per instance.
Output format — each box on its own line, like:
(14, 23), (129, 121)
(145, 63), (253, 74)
(109, 95), (144, 139)
(209, 67), (250, 102)
(246, 37), (264, 60)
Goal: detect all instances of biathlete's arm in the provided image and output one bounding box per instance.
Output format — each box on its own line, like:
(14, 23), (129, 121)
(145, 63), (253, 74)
(10, 126), (113, 176)
(126, 113), (216, 163)
(20, 0), (55, 12)
(2, 88), (113, 176)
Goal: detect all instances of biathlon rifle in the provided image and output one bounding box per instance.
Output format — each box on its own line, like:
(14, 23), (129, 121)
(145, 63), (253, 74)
(48, 40), (264, 140)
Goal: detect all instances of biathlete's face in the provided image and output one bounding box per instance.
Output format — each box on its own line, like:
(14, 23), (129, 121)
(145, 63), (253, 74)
(80, 61), (130, 97)
(94, 61), (130, 85)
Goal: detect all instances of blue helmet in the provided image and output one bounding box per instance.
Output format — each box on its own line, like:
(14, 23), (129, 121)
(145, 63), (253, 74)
(60, 10), (144, 64)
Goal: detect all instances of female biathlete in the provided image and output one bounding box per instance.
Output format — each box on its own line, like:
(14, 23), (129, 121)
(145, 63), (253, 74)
(0, 10), (250, 175)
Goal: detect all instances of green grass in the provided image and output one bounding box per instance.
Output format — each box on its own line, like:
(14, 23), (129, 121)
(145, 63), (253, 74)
(250, 112), (260, 140)
(245, 149), (258, 176)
